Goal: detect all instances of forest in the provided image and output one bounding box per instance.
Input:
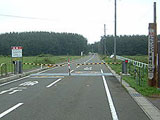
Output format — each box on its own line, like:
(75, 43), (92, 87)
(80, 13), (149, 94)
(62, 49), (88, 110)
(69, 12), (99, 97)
(0, 32), (88, 56)
(0, 31), (153, 56)
(89, 35), (153, 56)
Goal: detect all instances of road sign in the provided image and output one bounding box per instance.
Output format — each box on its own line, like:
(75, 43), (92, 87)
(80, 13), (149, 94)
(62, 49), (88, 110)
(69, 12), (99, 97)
(148, 24), (155, 79)
(11, 46), (23, 58)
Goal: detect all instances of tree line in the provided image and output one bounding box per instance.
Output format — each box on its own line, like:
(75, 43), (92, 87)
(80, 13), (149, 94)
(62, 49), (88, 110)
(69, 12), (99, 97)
(0, 32), (88, 56)
(0, 32), (155, 56)
(89, 35), (154, 56)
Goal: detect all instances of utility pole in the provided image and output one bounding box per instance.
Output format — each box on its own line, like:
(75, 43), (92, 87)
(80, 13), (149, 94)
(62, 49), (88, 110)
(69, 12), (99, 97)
(114, 0), (117, 61)
(104, 24), (106, 55)
(158, 5), (160, 88)
(154, 2), (158, 88)
(154, 2), (160, 88)
(158, 33), (160, 88)
(148, 2), (159, 87)
(153, 2), (160, 88)
(104, 24), (106, 36)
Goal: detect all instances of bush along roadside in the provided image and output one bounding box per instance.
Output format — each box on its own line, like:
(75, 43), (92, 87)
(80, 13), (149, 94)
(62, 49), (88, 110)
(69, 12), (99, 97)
(101, 55), (160, 97)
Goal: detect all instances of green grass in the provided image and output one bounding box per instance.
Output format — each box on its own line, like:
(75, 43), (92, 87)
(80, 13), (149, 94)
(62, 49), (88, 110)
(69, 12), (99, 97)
(101, 55), (160, 97)
(123, 55), (148, 63)
(0, 55), (81, 73)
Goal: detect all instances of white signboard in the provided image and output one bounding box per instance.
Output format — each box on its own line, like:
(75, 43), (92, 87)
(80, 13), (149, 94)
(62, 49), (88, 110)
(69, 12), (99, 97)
(11, 46), (23, 58)
(148, 24), (155, 79)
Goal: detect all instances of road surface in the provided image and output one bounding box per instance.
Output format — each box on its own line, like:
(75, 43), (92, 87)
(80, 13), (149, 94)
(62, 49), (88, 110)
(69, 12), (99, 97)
(0, 54), (149, 120)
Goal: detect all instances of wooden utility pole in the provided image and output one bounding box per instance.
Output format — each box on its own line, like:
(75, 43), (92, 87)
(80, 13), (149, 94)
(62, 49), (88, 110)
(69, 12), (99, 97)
(114, 0), (117, 61)
(154, 2), (160, 88)
(148, 2), (158, 87)
(158, 34), (160, 88)
(104, 24), (106, 55)
(153, 2), (158, 88)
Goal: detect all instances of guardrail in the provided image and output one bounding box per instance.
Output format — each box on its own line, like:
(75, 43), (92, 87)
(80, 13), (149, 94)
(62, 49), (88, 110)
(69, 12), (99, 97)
(116, 55), (148, 86)
(116, 55), (148, 68)
(0, 63), (7, 77)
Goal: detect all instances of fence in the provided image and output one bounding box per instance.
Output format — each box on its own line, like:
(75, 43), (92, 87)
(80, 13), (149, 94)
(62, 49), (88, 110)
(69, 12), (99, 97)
(0, 63), (8, 77)
(117, 55), (148, 86)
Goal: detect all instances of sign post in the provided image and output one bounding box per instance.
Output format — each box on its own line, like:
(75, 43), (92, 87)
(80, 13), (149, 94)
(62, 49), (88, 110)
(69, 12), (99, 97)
(11, 46), (23, 58)
(148, 23), (156, 86)
(68, 58), (71, 76)
(11, 46), (23, 74)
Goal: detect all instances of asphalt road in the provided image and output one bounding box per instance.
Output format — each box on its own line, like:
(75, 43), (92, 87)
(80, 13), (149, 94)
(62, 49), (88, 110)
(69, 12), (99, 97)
(0, 54), (149, 120)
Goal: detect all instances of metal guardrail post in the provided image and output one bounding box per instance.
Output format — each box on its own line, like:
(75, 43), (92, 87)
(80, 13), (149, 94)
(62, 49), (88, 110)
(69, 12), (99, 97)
(5, 64), (7, 76)
(128, 62), (131, 74)
(0, 63), (7, 77)
(139, 67), (141, 86)
(136, 71), (138, 85)
(117, 55), (148, 87)
(120, 72), (122, 85)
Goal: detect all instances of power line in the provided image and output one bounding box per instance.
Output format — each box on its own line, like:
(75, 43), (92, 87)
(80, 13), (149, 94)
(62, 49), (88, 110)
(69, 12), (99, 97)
(0, 14), (54, 21)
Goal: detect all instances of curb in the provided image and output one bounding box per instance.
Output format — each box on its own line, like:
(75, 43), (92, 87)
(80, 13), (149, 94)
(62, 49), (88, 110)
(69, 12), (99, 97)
(106, 64), (160, 120)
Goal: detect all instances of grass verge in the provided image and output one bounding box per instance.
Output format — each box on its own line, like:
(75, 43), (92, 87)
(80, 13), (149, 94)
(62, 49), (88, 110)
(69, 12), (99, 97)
(0, 55), (81, 73)
(101, 55), (160, 97)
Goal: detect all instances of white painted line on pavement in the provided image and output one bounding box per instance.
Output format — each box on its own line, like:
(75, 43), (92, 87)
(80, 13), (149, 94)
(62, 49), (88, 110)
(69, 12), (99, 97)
(101, 69), (119, 120)
(38, 67), (58, 74)
(0, 76), (30, 87)
(0, 67), (59, 87)
(76, 66), (80, 68)
(0, 103), (23, 119)
(46, 78), (62, 88)
(0, 87), (18, 95)
(84, 55), (95, 64)
(70, 70), (74, 73)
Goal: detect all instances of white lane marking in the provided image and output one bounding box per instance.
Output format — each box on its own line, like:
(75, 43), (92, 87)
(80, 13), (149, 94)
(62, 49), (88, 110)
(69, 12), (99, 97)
(46, 78), (62, 88)
(0, 67), (59, 87)
(0, 103), (23, 119)
(70, 70), (74, 73)
(101, 69), (119, 120)
(9, 87), (27, 94)
(76, 66), (80, 68)
(19, 81), (38, 86)
(0, 87), (18, 95)
(9, 90), (23, 94)
(84, 67), (92, 71)
(84, 55), (95, 64)
(0, 76), (30, 87)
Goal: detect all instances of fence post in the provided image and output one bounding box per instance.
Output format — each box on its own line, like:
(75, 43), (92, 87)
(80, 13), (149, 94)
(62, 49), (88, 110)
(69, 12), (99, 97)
(139, 67), (141, 86)
(129, 62), (131, 74)
(0, 63), (8, 77)
(120, 72), (122, 85)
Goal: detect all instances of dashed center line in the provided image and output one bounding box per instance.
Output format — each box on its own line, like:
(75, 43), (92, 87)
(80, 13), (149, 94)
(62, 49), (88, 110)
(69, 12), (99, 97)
(46, 78), (62, 88)
(0, 103), (23, 119)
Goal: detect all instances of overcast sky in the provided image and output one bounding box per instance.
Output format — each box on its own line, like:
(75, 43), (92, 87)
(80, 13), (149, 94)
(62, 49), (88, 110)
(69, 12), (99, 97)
(0, 0), (159, 43)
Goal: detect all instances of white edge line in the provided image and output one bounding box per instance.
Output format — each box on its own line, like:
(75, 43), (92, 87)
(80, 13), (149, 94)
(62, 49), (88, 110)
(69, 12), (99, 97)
(0, 103), (23, 118)
(101, 69), (119, 120)
(46, 78), (62, 88)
